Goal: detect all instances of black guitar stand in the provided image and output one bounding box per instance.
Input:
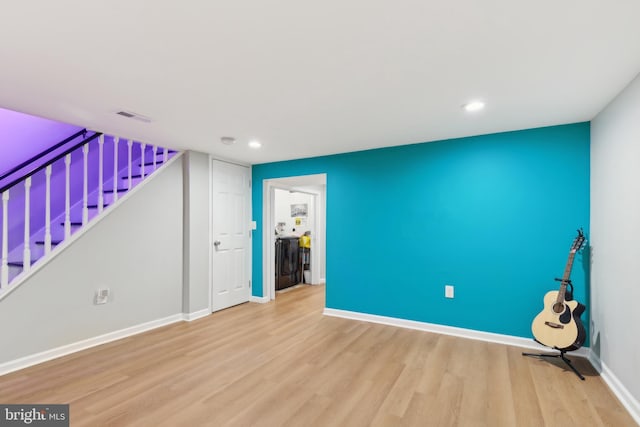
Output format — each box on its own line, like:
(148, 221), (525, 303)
(522, 348), (585, 380)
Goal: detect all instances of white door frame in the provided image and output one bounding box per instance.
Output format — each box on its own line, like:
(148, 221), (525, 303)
(263, 180), (276, 301)
(208, 156), (252, 312)
(263, 176), (325, 300)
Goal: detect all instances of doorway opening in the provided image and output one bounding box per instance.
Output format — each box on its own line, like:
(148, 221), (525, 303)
(262, 174), (326, 301)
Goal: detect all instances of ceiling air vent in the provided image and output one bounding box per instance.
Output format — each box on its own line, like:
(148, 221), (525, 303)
(116, 110), (152, 123)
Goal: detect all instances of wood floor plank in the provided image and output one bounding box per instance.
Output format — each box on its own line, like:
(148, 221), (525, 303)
(372, 361), (428, 421)
(456, 340), (490, 426)
(486, 344), (518, 427)
(507, 346), (548, 426)
(0, 284), (636, 427)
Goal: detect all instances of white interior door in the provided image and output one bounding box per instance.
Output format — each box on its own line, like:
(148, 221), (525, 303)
(211, 159), (251, 312)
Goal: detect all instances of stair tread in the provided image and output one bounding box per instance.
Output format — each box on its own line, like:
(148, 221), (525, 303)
(139, 161), (164, 166)
(87, 203), (109, 209)
(103, 188), (128, 193)
(60, 221), (83, 226)
(35, 240), (63, 245)
(8, 260), (39, 267)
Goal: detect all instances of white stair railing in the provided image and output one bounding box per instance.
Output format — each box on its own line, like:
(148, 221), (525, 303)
(0, 130), (177, 294)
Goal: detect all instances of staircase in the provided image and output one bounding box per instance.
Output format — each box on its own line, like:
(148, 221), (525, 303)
(0, 130), (178, 296)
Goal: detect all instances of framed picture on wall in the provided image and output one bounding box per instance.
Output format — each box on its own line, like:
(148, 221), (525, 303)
(291, 203), (308, 217)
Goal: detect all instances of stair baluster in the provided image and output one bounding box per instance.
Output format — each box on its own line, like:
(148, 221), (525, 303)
(23, 178), (32, 272)
(152, 145), (157, 171)
(44, 165), (52, 255)
(82, 144), (89, 225)
(1, 190), (9, 288)
(113, 137), (120, 203)
(64, 154), (72, 239)
(127, 139), (133, 190)
(98, 135), (104, 213)
(140, 143), (147, 180)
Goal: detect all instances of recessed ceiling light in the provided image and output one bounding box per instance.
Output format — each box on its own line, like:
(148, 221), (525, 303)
(220, 136), (236, 145)
(462, 100), (485, 112)
(248, 140), (262, 149)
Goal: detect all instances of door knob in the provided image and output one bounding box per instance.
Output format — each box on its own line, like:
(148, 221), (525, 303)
(214, 240), (221, 247)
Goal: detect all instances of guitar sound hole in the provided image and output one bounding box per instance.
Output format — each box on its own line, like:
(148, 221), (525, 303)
(552, 302), (565, 314)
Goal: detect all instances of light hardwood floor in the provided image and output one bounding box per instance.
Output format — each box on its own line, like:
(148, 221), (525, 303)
(0, 284), (636, 426)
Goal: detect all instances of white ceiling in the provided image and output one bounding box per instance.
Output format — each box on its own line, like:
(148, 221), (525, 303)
(1, 1), (639, 165)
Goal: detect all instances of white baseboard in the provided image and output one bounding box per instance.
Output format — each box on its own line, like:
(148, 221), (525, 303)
(319, 277), (326, 284)
(589, 353), (640, 425)
(183, 308), (210, 322)
(322, 308), (591, 358)
(0, 313), (184, 377)
(250, 295), (270, 303)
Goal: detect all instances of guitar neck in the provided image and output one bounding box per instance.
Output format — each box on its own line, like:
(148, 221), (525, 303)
(557, 251), (576, 302)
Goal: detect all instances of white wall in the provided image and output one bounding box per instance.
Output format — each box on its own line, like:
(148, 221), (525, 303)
(274, 189), (314, 236)
(591, 72), (640, 418)
(182, 152), (210, 314)
(0, 158), (184, 364)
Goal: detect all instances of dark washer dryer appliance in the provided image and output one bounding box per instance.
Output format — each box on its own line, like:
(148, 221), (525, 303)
(275, 236), (300, 290)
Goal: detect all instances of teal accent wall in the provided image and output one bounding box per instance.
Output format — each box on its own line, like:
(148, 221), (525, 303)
(252, 123), (590, 340)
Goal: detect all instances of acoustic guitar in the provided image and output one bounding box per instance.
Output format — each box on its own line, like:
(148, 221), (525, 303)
(531, 229), (586, 351)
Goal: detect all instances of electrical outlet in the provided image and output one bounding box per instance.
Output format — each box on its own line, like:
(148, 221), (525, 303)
(95, 288), (110, 305)
(445, 285), (454, 299)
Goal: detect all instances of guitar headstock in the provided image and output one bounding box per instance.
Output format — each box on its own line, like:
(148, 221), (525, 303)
(571, 228), (586, 253)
